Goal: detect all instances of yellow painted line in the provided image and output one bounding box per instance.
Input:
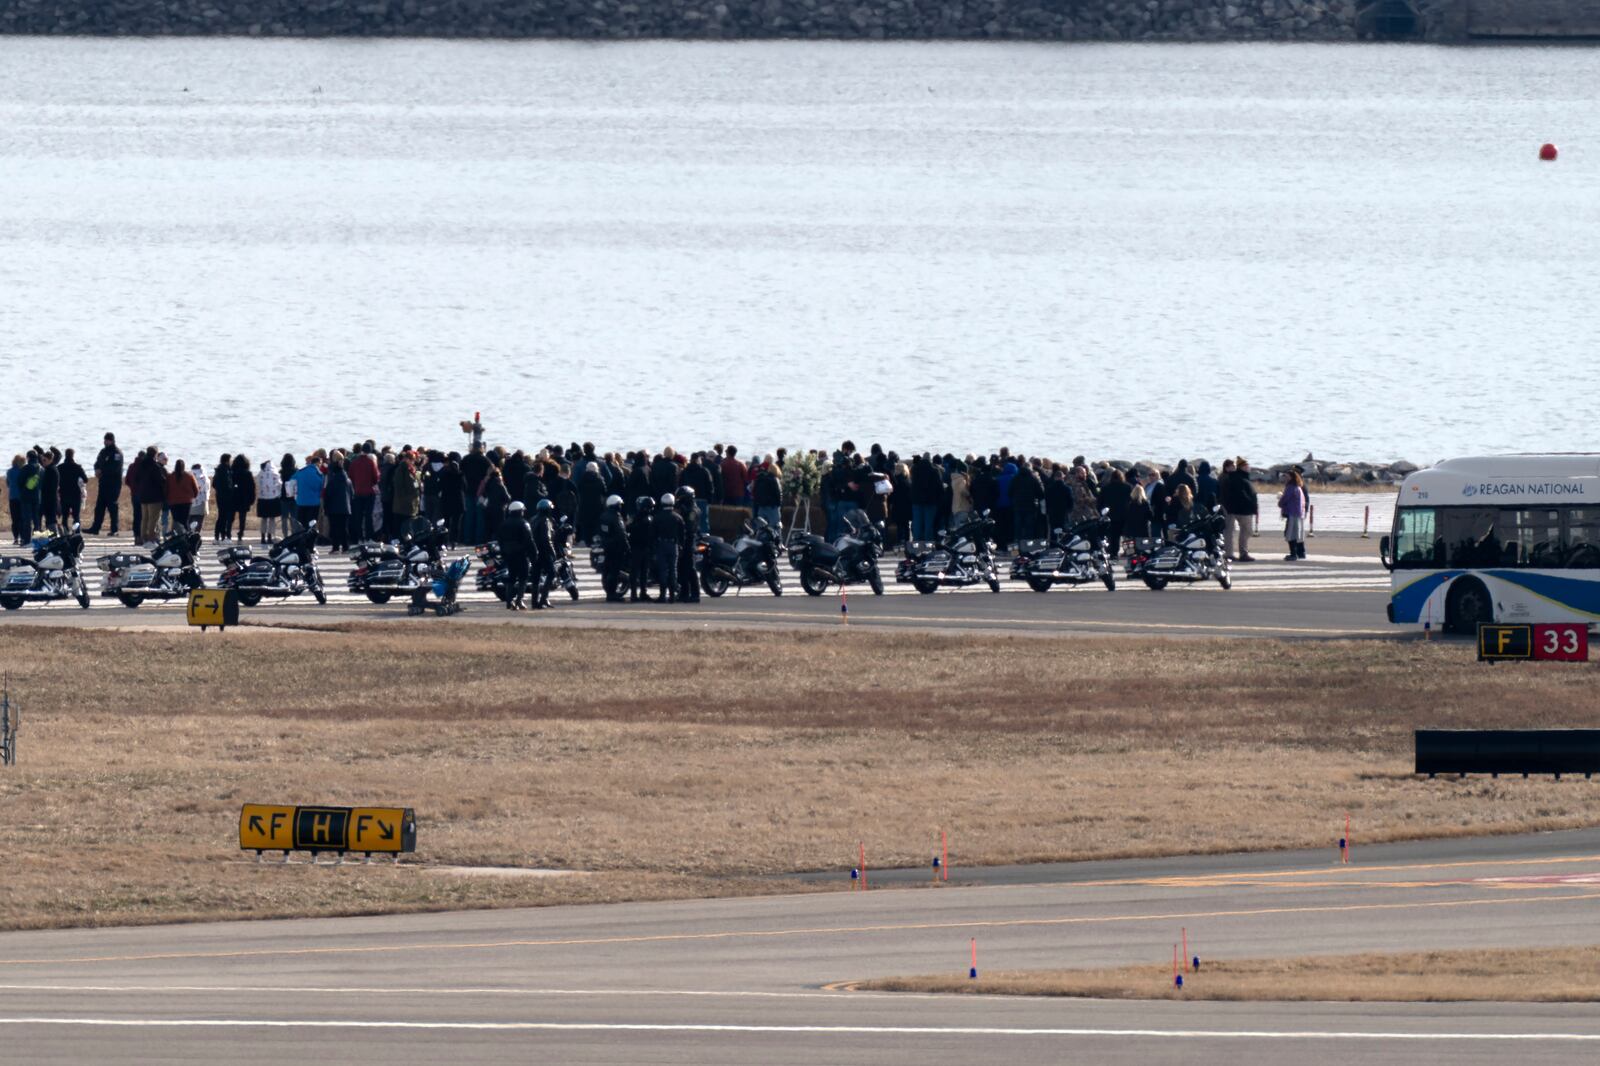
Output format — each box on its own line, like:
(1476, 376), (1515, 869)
(6, 890), (1600, 968)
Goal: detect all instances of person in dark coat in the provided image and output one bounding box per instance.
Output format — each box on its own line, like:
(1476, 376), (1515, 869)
(675, 490), (700, 603)
(1096, 470), (1133, 557)
(230, 454), (255, 541)
(653, 493), (685, 603)
(58, 448), (87, 527)
(1122, 482), (1153, 548)
(212, 454), (234, 541)
(1196, 460), (1220, 512)
(596, 494), (630, 602)
(530, 498), (558, 608)
(496, 500), (534, 609)
(1220, 457), (1260, 562)
(1011, 460), (1045, 542)
(649, 448), (680, 499)
(909, 455), (942, 543)
(1044, 466), (1074, 535)
(89, 433), (123, 536)
(322, 458), (354, 552)
(628, 496), (656, 602)
(38, 450), (59, 532)
(576, 462), (608, 544)
(437, 455), (465, 546)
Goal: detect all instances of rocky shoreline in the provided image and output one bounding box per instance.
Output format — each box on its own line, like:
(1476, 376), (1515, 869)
(1099, 456), (1417, 485)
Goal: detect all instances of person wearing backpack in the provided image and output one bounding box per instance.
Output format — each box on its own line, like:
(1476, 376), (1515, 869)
(17, 450), (44, 542)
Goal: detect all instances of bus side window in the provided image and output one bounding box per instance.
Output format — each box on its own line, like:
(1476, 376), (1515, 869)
(1566, 507), (1600, 568)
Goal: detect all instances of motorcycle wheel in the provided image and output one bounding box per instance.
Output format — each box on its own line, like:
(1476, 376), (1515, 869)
(1102, 570), (1117, 592)
(868, 569), (884, 596)
(702, 574), (728, 598)
(800, 569), (829, 597)
(1026, 575), (1053, 593)
(365, 590), (393, 605)
(767, 573), (783, 597)
(913, 578), (938, 595)
(236, 591), (263, 607)
(117, 592), (143, 608)
(1142, 575), (1168, 591)
(0, 596), (21, 611)
(987, 577), (1001, 593)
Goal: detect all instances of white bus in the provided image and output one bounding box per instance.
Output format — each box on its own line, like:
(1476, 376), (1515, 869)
(1381, 455), (1600, 632)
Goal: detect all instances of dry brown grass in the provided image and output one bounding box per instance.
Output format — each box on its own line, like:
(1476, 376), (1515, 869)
(859, 945), (1600, 1002)
(0, 624), (1597, 930)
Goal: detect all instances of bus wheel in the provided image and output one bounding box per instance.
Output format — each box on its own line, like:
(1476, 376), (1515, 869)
(1446, 578), (1493, 634)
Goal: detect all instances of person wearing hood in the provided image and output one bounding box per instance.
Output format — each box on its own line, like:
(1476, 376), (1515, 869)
(576, 461), (608, 544)
(994, 459), (1018, 550)
(1196, 460), (1219, 513)
(1011, 459), (1045, 543)
(1096, 470), (1133, 557)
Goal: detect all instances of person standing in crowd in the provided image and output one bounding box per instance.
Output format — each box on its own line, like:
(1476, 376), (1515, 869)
(155, 451), (172, 536)
(721, 445), (748, 512)
(1044, 465), (1073, 534)
(577, 461), (608, 544)
(653, 492), (685, 603)
(1221, 456), (1258, 562)
(1294, 463), (1313, 542)
(229, 454), (255, 541)
(1279, 469), (1307, 561)
(909, 454), (941, 543)
(165, 459), (198, 531)
(1169, 458), (1198, 499)
(649, 447), (679, 500)
(124, 448), (145, 543)
(437, 452), (464, 546)
(1122, 480), (1152, 549)
(190, 461), (209, 532)
(89, 432), (123, 536)
(674, 489), (700, 604)
(278, 454), (298, 529)
(15, 450), (43, 541)
(291, 455), (324, 532)
(1011, 458), (1044, 543)
(754, 459), (783, 533)
(1196, 460), (1219, 512)
(6, 455), (24, 545)
(530, 498), (558, 609)
(37, 449), (59, 532)
(256, 459), (283, 543)
(322, 457), (354, 552)
(59, 448), (87, 527)
(1166, 483), (1195, 534)
(628, 495), (656, 602)
(479, 461), (510, 535)
(212, 454), (234, 540)
(496, 500), (534, 610)
(389, 453), (421, 537)
(597, 494), (630, 602)
(460, 442), (489, 545)
(135, 447), (165, 544)
(350, 444), (381, 543)
(1096, 470), (1131, 555)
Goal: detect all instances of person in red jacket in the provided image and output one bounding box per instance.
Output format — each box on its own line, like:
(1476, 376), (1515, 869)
(164, 459), (199, 532)
(349, 445), (381, 542)
(721, 445), (748, 510)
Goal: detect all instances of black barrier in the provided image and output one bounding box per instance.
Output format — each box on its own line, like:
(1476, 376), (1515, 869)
(1416, 729), (1600, 779)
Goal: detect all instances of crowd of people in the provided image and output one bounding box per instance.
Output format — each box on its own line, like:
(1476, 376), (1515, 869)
(5, 432), (1317, 565)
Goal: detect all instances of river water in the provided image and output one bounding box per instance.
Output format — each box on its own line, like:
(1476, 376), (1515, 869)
(3, 39), (1597, 465)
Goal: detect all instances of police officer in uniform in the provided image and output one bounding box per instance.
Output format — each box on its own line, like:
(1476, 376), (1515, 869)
(653, 492), (685, 603)
(628, 496), (655, 602)
(496, 500), (534, 610)
(597, 494), (631, 602)
(675, 486), (700, 603)
(530, 498), (558, 609)
(89, 433), (124, 536)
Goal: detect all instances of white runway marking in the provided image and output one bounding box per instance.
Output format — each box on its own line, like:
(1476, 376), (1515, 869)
(0, 983), (918, 1002)
(0, 1017), (1597, 1041)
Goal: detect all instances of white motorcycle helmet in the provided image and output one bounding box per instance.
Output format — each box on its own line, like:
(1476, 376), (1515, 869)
(660, 493), (676, 507)
(605, 494), (623, 508)
(507, 501), (527, 514)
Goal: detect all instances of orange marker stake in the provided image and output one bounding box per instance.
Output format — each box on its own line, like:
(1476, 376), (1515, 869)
(1182, 927), (1188, 969)
(969, 937), (977, 979)
(859, 840), (867, 890)
(1345, 812), (1351, 864)
(942, 829), (948, 882)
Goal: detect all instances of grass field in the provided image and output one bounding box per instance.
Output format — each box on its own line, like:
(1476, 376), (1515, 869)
(0, 624), (1597, 930)
(859, 946), (1600, 1002)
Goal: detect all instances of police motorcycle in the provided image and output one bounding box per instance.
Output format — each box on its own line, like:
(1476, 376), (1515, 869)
(0, 524), (90, 610)
(551, 514), (581, 601)
(1125, 507), (1231, 591)
(698, 516), (783, 597)
(898, 510), (1002, 595)
(216, 521), (327, 606)
(1010, 510), (1118, 593)
(347, 520), (449, 605)
(787, 507), (885, 596)
(98, 522), (203, 607)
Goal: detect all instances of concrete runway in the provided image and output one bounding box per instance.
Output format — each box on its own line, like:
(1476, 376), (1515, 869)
(4, 830), (1600, 1064)
(0, 531), (1394, 637)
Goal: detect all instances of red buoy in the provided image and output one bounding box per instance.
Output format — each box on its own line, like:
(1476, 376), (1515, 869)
(1540, 143), (1558, 161)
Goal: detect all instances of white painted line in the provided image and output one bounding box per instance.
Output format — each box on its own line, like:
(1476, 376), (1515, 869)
(0, 1018), (1597, 1040)
(0, 983), (913, 1002)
